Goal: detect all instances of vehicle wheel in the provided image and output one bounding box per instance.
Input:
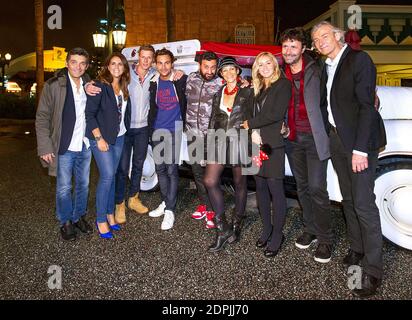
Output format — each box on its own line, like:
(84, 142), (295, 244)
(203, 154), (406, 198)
(375, 162), (412, 250)
(129, 145), (159, 192)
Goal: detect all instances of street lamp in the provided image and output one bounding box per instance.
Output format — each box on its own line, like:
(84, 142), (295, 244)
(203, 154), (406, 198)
(93, 21), (127, 52)
(92, 2), (127, 55)
(112, 23), (127, 49)
(93, 19), (109, 49)
(0, 53), (12, 92)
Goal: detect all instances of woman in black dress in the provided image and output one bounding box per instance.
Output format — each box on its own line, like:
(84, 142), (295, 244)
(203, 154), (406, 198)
(242, 52), (291, 257)
(204, 56), (253, 252)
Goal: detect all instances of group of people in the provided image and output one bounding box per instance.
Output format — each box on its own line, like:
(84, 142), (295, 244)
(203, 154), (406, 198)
(35, 21), (386, 297)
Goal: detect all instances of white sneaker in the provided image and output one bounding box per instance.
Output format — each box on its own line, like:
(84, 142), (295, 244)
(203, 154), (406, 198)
(161, 210), (175, 230)
(149, 201), (166, 218)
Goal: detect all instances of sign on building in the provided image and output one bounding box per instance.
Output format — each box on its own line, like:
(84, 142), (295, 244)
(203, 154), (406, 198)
(235, 23), (255, 44)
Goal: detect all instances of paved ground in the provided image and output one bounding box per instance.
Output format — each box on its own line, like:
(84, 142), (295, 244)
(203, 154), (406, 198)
(1, 122), (411, 300)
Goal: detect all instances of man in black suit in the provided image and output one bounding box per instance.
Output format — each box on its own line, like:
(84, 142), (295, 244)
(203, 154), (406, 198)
(311, 21), (386, 297)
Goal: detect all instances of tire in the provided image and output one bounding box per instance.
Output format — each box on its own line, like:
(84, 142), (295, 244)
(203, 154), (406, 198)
(130, 145), (159, 192)
(375, 162), (412, 250)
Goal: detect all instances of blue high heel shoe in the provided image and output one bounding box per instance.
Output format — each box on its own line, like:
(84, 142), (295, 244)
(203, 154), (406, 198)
(95, 221), (114, 239)
(108, 223), (121, 231)
(107, 216), (121, 231)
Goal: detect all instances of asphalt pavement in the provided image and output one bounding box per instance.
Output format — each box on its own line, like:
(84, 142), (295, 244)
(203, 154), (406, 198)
(1, 121), (411, 300)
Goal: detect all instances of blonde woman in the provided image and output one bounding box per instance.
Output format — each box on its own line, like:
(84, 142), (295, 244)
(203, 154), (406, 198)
(242, 52), (291, 257)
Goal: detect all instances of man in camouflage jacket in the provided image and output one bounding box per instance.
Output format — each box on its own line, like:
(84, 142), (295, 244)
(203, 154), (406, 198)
(185, 51), (221, 227)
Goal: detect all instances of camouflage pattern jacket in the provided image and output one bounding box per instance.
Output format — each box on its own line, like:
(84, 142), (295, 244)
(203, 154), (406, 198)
(185, 72), (222, 137)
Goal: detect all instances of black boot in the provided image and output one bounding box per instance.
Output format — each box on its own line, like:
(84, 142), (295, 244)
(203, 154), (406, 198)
(228, 215), (245, 244)
(208, 215), (233, 252)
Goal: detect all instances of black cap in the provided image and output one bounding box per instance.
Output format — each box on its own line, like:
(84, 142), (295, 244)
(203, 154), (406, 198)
(217, 56), (242, 78)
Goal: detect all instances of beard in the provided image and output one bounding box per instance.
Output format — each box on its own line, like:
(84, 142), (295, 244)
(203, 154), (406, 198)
(200, 71), (215, 81)
(283, 54), (301, 65)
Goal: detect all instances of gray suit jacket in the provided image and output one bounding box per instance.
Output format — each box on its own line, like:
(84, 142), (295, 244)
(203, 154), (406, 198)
(301, 53), (330, 161)
(35, 68), (90, 176)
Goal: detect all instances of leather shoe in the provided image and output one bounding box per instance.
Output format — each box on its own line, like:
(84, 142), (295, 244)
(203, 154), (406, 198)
(353, 273), (382, 298)
(343, 249), (364, 267)
(60, 221), (76, 241)
(256, 239), (267, 248)
(263, 235), (285, 258)
(263, 248), (280, 257)
(74, 216), (93, 235)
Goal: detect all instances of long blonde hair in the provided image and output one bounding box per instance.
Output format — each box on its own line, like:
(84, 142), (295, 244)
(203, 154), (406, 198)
(252, 52), (280, 96)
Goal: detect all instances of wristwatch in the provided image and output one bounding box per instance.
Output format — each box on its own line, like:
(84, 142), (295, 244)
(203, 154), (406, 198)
(95, 135), (102, 141)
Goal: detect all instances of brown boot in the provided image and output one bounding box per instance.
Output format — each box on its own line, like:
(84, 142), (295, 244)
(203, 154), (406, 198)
(115, 201), (126, 224)
(128, 192), (149, 214)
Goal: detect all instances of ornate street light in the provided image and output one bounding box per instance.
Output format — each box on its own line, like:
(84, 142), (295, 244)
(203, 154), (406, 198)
(112, 23), (127, 48)
(93, 20), (108, 48)
(0, 52), (12, 92)
(92, 2), (127, 54)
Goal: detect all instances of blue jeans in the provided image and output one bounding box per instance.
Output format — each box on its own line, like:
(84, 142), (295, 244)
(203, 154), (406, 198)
(115, 126), (149, 204)
(152, 130), (181, 212)
(56, 143), (91, 225)
(90, 135), (124, 223)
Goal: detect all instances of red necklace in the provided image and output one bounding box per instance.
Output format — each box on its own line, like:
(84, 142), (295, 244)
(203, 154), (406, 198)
(224, 85), (238, 96)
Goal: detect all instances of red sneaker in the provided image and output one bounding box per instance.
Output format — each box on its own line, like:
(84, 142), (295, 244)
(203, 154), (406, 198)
(191, 204), (207, 220)
(205, 211), (216, 229)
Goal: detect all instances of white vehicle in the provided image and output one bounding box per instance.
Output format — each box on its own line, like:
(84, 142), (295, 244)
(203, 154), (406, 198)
(6, 81), (22, 95)
(123, 41), (412, 250)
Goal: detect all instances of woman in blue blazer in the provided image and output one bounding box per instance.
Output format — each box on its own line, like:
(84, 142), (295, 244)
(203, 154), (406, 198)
(86, 52), (131, 239)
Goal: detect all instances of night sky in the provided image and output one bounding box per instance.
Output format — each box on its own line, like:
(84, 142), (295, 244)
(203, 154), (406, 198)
(1, 0), (412, 59)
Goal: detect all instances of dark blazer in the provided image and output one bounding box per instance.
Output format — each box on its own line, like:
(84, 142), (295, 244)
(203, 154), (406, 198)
(59, 69), (91, 155)
(85, 81), (131, 145)
(248, 77), (291, 149)
(320, 46), (386, 154)
(148, 74), (188, 133)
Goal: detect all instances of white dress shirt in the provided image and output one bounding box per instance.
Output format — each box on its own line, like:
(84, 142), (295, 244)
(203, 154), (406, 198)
(67, 74), (89, 151)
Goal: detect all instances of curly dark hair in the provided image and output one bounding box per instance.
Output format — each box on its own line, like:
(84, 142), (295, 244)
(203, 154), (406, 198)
(280, 27), (309, 48)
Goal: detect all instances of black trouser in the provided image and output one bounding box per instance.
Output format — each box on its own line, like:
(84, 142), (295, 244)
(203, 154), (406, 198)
(152, 130), (181, 212)
(329, 130), (383, 279)
(190, 162), (212, 210)
(115, 126), (149, 204)
(286, 133), (332, 244)
(254, 176), (286, 251)
(188, 137), (212, 210)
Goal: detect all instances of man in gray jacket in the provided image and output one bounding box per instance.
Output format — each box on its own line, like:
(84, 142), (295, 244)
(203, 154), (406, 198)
(36, 48), (92, 241)
(280, 28), (332, 262)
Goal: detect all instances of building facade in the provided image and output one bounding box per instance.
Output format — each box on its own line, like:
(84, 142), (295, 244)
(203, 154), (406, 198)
(304, 0), (412, 87)
(124, 0), (274, 46)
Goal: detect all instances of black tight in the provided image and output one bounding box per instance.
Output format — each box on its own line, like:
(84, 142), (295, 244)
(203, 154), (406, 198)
(203, 164), (247, 219)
